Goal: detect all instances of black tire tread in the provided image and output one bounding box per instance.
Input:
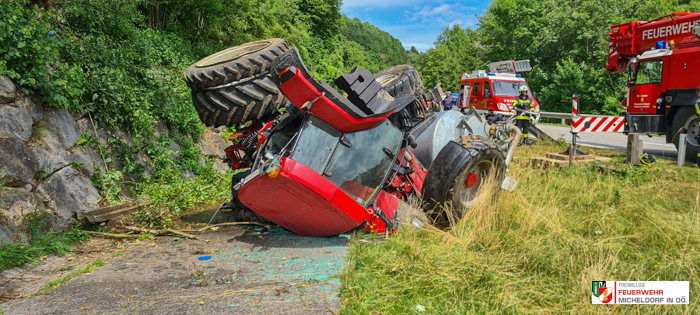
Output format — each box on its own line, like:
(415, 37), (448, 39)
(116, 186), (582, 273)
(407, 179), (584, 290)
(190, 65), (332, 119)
(374, 65), (425, 98)
(183, 38), (290, 91)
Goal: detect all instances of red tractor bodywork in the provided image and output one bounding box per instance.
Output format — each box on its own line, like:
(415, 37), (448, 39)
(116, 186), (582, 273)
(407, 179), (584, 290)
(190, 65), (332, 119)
(233, 61), (412, 236)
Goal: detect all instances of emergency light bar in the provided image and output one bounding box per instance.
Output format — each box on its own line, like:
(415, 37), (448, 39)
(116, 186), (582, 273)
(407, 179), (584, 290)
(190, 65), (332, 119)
(487, 60), (532, 73)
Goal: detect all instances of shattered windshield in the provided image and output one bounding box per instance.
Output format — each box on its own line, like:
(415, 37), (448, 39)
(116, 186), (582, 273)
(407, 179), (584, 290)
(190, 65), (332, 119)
(291, 117), (340, 174)
(492, 81), (532, 98)
(325, 121), (402, 206)
(290, 118), (402, 207)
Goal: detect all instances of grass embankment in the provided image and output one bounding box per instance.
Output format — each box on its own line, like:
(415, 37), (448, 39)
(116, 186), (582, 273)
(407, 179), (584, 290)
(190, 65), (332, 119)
(342, 140), (700, 314)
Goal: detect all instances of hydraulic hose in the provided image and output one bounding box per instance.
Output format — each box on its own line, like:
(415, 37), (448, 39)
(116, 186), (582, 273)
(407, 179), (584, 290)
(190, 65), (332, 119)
(503, 122), (522, 171)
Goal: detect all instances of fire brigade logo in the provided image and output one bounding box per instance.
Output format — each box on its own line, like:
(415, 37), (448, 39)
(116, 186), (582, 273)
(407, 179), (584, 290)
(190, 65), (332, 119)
(592, 281), (613, 304)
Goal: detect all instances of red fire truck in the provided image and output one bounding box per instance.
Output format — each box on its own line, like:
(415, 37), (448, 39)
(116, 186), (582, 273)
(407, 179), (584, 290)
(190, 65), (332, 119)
(608, 13), (700, 159)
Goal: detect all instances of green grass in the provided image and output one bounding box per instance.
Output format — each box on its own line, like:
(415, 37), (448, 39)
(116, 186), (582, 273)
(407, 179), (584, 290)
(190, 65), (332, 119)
(0, 230), (90, 272)
(341, 141), (700, 314)
(40, 259), (105, 294)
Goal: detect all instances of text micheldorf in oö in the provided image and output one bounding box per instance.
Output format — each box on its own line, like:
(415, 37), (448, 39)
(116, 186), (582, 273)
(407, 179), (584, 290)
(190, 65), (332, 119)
(592, 281), (689, 304)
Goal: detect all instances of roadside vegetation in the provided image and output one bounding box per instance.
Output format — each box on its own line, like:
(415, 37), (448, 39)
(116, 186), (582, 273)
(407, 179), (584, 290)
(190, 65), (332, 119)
(0, 211), (89, 272)
(342, 141), (700, 313)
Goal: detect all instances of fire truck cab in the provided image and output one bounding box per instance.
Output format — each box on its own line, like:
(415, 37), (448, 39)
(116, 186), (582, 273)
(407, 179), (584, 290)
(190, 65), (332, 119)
(457, 70), (540, 115)
(608, 12), (700, 160)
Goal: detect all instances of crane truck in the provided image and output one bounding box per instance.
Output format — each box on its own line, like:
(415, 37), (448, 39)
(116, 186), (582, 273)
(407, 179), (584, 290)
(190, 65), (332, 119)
(607, 13), (700, 160)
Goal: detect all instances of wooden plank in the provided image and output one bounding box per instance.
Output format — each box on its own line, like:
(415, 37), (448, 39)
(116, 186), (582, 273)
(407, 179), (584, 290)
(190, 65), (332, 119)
(78, 199), (150, 223)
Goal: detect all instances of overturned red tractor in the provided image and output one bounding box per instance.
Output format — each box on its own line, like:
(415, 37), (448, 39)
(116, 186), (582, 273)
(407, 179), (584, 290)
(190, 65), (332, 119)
(183, 39), (521, 237)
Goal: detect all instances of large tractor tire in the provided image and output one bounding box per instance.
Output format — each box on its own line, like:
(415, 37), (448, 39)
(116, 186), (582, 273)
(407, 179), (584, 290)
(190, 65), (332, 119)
(374, 65), (424, 98)
(671, 106), (700, 161)
(183, 38), (290, 127)
(422, 135), (505, 223)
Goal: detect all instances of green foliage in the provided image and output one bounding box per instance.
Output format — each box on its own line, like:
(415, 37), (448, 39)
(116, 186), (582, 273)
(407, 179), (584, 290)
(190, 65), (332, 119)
(415, 25), (480, 92)
(0, 230), (89, 271)
(0, 1), (86, 108)
(132, 171), (232, 227)
(91, 169), (124, 204)
(340, 15), (408, 68)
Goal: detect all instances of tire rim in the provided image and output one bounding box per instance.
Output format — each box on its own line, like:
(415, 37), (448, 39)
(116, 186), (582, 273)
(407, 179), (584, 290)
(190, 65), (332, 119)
(375, 73), (399, 87)
(196, 41), (272, 67)
(452, 160), (495, 214)
(683, 114), (700, 146)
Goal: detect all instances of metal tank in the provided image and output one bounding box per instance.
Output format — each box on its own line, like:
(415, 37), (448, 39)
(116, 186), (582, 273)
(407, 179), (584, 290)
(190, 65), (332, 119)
(410, 108), (490, 168)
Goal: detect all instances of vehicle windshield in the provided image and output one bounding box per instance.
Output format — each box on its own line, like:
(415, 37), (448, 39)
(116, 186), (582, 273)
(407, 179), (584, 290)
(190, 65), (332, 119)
(291, 116), (340, 174)
(290, 118), (402, 207)
(635, 60), (663, 85)
(492, 81), (532, 98)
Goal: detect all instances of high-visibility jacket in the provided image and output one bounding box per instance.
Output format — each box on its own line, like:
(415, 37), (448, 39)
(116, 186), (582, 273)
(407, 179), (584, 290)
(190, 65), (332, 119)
(695, 99), (700, 116)
(513, 95), (534, 120)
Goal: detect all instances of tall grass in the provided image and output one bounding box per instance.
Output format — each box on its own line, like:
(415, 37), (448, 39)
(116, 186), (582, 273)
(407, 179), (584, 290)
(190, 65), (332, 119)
(341, 142), (700, 314)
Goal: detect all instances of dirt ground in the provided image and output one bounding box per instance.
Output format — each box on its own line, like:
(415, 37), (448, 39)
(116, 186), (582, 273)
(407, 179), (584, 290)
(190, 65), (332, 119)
(0, 210), (350, 314)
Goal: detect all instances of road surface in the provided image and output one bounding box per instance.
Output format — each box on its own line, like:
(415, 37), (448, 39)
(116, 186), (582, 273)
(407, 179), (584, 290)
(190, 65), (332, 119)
(537, 125), (678, 159)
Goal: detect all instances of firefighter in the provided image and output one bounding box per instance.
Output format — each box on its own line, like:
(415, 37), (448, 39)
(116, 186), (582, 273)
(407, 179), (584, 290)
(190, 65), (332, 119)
(513, 85), (535, 145)
(695, 86), (700, 168)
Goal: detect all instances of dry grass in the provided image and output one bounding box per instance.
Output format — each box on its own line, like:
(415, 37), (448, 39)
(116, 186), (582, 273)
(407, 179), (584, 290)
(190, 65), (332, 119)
(341, 140), (700, 314)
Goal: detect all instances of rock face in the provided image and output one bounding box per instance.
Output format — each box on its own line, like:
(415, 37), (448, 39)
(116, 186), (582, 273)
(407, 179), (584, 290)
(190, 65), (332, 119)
(0, 105), (33, 142)
(16, 95), (43, 124)
(42, 108), (81, 149)
(31, 132), (71, 175)
(0, 75), (15, 104)
(36, 167), (100, 220)
(0, 188), (38, 226)
(0, 137), (39, 186)
(200, 129), (228, 159)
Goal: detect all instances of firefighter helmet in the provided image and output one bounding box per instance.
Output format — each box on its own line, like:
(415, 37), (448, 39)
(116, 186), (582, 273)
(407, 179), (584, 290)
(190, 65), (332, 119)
(519, 85), (528, 92)
(639, 153), (656, 167)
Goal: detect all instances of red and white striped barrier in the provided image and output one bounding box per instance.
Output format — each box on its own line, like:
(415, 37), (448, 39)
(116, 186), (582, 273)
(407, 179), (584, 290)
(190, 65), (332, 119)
(572, 116), (625, 132)
(570, 94), (625, 133)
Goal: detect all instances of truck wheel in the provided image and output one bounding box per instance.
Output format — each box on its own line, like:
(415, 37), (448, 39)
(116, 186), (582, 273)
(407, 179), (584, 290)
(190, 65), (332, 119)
(374, 65), (424, 98)
(671, 106), (700, 161)
(229, 170), (271, 224)
(393, 200), (431, 230)
(183, 39), (290, 127)
(422, 136), (505, 222)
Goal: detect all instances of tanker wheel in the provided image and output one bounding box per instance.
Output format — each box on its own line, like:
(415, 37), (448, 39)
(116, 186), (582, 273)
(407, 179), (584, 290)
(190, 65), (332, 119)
(228, 170), (271, 224)
(671, 106), (700, 161)
(422, 136), (505, 224)
(183, 38), (290, 127)
(374, 65), (424, 98)
(393, 200), (431, 230)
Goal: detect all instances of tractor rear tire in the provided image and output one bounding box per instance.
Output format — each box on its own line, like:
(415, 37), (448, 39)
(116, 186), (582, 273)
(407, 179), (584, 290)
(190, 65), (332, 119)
(671, 106), (700, 161)
(422, 135), (505, 224)
(183, 38), (290, 127)
(374, 65), (424, 98)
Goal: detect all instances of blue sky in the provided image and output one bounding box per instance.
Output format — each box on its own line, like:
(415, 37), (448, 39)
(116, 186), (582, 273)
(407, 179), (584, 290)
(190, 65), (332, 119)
(341, 0), (489, 52)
